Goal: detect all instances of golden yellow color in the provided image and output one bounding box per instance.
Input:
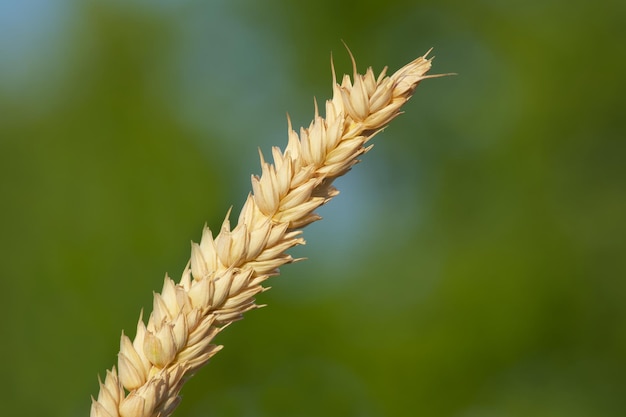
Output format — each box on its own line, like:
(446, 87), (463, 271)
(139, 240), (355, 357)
(91, 49), (442, 417)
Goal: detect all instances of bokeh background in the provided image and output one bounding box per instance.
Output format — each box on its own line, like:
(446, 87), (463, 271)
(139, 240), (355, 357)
(1, 1), (625, 416)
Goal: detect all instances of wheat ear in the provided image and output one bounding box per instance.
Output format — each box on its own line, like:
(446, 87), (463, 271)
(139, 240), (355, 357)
(90, 49), (440, 417)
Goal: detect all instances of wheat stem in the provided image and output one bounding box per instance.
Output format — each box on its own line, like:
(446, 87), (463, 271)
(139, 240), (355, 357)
(90, 49), (440, 417)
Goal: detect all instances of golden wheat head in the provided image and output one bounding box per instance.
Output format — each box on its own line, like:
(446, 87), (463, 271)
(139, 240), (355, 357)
(90, 48), (442, 417)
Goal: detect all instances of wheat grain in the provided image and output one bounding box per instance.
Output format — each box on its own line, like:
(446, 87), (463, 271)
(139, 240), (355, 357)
(90, 48), (442, 417)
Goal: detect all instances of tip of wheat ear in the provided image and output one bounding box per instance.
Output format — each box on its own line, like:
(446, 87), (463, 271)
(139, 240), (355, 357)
(91, 49), (440, 417)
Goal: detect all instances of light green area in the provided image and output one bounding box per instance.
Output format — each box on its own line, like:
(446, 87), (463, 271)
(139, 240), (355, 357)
(1, 1), (625, 416)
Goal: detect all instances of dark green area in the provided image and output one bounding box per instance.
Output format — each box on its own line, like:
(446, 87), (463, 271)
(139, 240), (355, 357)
(1, 1), (624, 416)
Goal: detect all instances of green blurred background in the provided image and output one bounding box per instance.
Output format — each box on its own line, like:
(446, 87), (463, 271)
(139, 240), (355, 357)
(1, 0), (625, 416)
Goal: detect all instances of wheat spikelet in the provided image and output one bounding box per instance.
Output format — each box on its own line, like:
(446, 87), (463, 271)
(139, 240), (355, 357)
(90, 48), (441, 417)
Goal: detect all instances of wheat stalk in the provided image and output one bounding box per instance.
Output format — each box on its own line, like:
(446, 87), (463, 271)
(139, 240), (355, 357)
(90, 48), (442, 417)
